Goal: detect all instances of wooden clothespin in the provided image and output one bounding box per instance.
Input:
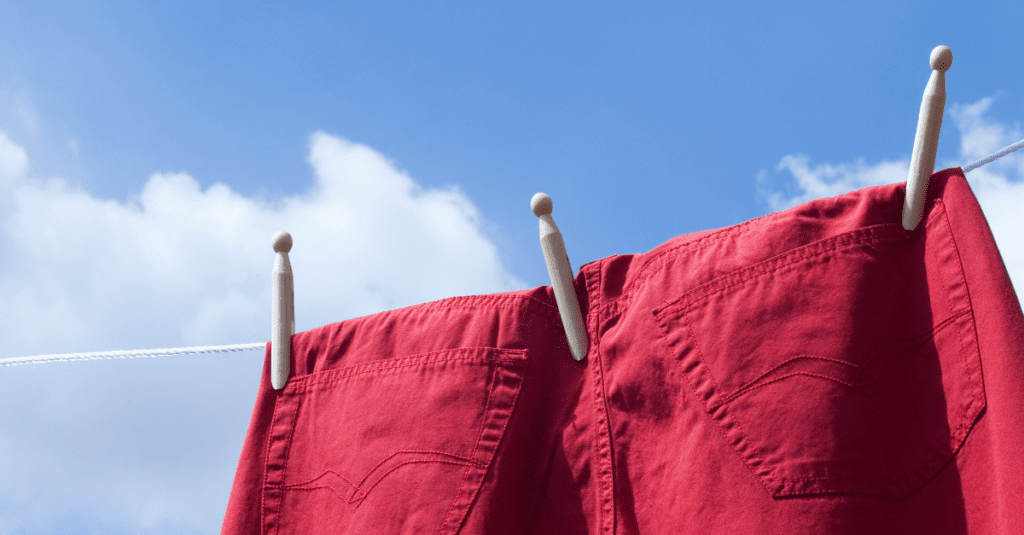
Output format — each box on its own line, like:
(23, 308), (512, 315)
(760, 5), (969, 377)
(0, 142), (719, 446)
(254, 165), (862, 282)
(532, 193), (588, 361)
(903, 45), (952, 231)
(271, 231), (294, 390)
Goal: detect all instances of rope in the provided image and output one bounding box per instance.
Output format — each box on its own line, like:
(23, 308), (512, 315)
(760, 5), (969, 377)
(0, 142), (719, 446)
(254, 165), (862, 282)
(0, 342), (267, 367)
(963, 138), (1024, 172)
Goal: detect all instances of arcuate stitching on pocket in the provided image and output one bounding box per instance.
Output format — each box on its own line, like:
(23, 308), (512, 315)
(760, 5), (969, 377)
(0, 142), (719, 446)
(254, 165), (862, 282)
(712, 312), (969, 411)
(263, 347), (528, 533)
(712, 358), (877, 410)
(278, 450), (484, 510)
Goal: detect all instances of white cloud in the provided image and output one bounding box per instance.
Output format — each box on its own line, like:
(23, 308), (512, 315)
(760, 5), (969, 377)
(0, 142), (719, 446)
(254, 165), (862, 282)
(0, 130), (524, 358)
(757, 155), (909, 210)
(757, 96), (1024, 307)
(0, 131), (525, 533)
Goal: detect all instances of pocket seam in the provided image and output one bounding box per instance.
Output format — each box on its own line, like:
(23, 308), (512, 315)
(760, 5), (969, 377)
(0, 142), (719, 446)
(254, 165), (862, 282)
(288, 347), (528, 392)
(439, 360), (500, 532)
(655, 224), (908, 317)
(674, 310), (778, 491)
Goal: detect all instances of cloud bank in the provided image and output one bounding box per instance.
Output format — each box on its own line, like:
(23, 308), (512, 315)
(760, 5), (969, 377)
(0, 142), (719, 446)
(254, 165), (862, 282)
(0, 131), (524, 534)
(757, 97), (1024, 303)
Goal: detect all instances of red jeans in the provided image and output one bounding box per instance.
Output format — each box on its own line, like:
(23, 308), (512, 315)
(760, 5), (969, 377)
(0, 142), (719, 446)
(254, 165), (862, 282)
(222, 169), (1024, 534)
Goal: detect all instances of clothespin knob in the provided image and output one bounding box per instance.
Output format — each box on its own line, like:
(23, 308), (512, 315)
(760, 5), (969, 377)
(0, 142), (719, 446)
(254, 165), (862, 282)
(930, 45), (952, 72)
(531, 192), (553, 217)
(272, 231), (293, 253)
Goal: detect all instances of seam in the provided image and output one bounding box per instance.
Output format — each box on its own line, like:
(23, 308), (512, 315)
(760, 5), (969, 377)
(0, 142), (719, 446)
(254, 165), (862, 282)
(406, 293), (559, 315)
(862, 311), (966, 369)
(609, 220), (905, 319)
(349, 293), (559, 321)
(451, 363), (530, 535)
(937, 195), (987, 450)
(296, 355), (520, 390)
(360, 459), (476, 507)
(274, 451), (481, 497)
(273, 392), (302, 535)
(669, 226), (907, 316)
(273, 458), (477, 510)
(282, 468), (360, 492)
(438, 362), (499, 534)
(710, 312), (969, 409)
(628, 209), (792, 290)
(719, 354), (878, 404)
(779, 429), (956, 485)
(587, 266), (616, 535)
(680, 312), (727, 411)
(356, 450), (482, 489)
(712, 372), (874, 410)
(260, 392), (279, 535)
(937, 198), (976, 374)
(288, 348), (527, 390)
(674, 311), (773, 491)
(933, 201), (960, 320)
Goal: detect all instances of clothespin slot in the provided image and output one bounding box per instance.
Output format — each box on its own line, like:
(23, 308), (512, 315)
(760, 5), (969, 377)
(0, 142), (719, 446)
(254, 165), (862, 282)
(271, 231), (295, 390)
(903, 45), (952, 231)
(531, 193), (588, 361)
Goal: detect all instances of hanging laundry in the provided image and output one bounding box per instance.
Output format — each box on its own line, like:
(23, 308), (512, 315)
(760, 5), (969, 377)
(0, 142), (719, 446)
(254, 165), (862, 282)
(221, 168), (1024, 534)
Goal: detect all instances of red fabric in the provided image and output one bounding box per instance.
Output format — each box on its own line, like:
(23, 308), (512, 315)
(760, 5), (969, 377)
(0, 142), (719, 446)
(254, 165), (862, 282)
(222, 168), (1024, 534)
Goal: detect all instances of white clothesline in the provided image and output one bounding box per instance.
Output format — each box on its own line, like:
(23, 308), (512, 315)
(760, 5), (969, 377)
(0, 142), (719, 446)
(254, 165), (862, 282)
(0, 343), (266, 367)
(963, 138), (1024, 172)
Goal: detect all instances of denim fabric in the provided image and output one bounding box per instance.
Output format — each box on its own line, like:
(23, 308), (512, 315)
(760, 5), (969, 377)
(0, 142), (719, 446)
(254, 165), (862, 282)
(223, 168), (1024, 534)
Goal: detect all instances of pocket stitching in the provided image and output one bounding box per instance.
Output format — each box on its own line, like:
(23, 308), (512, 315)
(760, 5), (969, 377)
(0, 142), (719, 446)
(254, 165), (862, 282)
(715, 311), (969, 408)
(438, 362), (499, 533)
(289, 347), (528, 391)
(277, 449), (485, 510)
(654, 216), (985, 498)
(657, 224), (908, 317)
(675, 311), (779, 491)
(265, 346), (527, 533)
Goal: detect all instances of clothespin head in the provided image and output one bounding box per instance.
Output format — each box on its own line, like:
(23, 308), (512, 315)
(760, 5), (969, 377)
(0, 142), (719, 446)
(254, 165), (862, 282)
(531, 192), (554, 217)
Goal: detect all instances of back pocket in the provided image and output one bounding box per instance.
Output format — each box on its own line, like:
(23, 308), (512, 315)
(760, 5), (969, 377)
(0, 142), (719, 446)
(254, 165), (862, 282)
(262, 347), (527, 534)
(653, 214), (985, 499)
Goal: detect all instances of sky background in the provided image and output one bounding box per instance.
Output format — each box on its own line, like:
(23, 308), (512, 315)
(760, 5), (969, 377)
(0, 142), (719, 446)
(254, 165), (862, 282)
(0, 1), (1022, 534)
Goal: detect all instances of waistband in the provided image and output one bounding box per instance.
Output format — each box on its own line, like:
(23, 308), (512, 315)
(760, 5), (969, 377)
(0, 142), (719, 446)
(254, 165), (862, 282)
(285, 167), (980, 376)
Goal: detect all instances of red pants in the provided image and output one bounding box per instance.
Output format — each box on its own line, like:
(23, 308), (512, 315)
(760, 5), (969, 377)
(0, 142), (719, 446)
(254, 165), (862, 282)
(222, 169), (1024, 534)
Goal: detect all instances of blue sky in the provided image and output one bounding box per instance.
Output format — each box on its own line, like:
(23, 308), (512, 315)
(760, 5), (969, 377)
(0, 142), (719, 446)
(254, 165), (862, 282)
(0, 1), (1022, 534)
